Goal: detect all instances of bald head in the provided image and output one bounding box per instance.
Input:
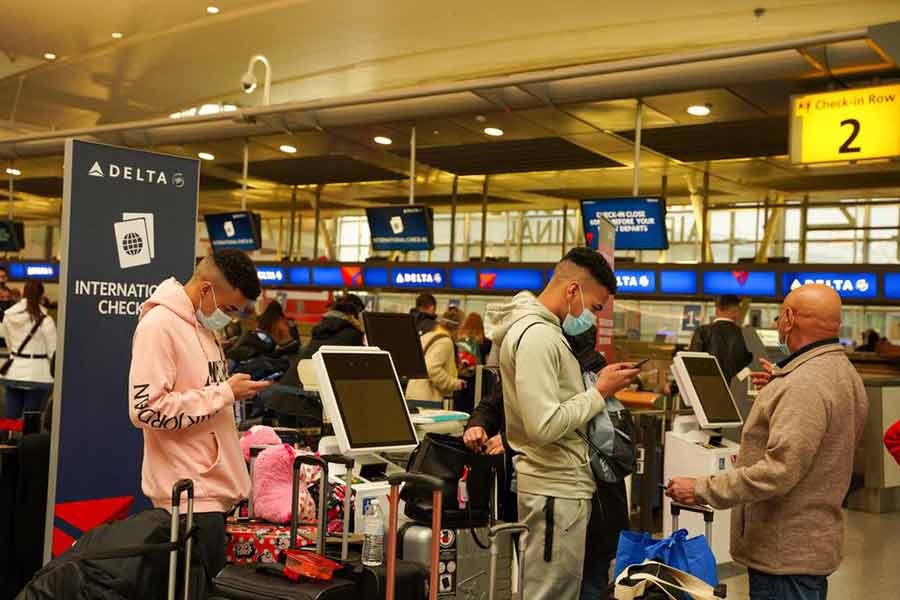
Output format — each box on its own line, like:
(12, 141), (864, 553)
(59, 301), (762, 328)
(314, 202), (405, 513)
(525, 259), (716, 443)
(778, 284), (842, 352)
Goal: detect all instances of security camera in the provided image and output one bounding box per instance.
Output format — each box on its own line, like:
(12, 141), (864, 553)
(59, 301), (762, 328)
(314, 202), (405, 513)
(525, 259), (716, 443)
(240, 72), (258, 94)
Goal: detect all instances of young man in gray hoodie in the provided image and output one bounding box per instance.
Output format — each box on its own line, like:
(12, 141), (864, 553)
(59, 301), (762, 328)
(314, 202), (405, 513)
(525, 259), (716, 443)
(486, 247), (639, 599)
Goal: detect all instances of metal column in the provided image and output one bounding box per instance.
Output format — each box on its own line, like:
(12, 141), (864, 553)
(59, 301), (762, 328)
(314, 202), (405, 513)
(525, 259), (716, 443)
(409, 126), (416, 205)
(480, 175), (489, 260)
(449, 175), (458, 262)
(241, 140), (249, 211)
(288, 185), (298, 260)
(701, 170), (711, 262)
(632, 100), (643, 196)
(561, 204), (568, 258)
(799, 194), (809, 263)
(313, 184), (323, 258)
(6, 167), (12, 220)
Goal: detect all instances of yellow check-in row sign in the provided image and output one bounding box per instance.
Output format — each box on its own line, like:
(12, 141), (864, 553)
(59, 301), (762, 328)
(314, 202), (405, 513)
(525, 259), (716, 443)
(790, 84), (900, 164)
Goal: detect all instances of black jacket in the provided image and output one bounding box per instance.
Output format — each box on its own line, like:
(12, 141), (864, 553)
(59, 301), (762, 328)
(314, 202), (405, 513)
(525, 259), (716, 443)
(689, 320), (754, 382)
(412, 310), (437, 336)
(299, 313), (364, 359)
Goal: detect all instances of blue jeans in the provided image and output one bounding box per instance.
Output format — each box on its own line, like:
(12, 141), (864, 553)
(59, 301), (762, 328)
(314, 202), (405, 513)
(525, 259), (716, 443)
(749, 569), (828, 600)
(4, 385), (49, 419)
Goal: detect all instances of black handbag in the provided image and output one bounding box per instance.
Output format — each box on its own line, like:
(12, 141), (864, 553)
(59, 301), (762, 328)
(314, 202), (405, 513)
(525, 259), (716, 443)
(0, 316), (45, 377)
(401, 433), (504, 529)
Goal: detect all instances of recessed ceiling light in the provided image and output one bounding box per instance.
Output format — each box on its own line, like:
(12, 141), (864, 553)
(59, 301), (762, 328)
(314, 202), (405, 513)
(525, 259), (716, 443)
(374, 136), (393, 145)
(111, 32), (124, 39)
(5, 168), (21, 176)
(43, 52), (57, 61)
(687, 104), (712, 117)
(198, 152), (215, 161)
(279, 144), (298, 154)
(206, 5), (220, 14)
(483, 127), (504, 137)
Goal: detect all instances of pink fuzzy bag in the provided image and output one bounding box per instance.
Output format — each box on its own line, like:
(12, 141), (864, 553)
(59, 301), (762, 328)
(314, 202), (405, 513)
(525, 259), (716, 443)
(240, 425), (282, 462)
(252, 444), (320, 524)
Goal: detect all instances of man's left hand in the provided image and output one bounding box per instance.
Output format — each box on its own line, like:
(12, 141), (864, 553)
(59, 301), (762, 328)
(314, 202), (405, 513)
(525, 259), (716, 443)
(666, 477), (699, 505)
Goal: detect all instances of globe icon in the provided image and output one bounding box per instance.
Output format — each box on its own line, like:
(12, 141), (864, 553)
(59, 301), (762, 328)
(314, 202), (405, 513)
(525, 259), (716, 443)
(122, 232), (144, 256)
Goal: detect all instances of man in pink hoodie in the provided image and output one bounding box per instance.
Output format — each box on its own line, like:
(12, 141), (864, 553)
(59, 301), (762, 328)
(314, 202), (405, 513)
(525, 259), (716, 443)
(129, 249), (271, 580)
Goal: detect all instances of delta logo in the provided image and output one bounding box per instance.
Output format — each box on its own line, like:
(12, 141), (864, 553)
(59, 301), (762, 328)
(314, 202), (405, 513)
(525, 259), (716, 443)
(340, 266), (363, 287)
(395, 271), (443, 285)
(616, 274), (652, 289)
(731, 271), (750, 286)
(88, 160), (185, 188)
(478, 272), (497, 290)
(789, 277), (870, 294)
(257, 269), (284, 283)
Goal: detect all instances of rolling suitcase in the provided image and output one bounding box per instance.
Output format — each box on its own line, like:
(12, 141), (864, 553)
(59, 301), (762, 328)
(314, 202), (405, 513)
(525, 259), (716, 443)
(211, 453), (356, 600)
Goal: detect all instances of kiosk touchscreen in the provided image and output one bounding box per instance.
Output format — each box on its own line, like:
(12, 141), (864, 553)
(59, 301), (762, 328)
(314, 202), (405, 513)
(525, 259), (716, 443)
(312, 346), (419, 455)
(362, 312), (429, 380)
(671, 352), (743, 430)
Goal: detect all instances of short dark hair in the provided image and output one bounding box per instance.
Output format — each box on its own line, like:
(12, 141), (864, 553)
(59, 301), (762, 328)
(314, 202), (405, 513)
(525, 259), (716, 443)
(416, 293), (437, 310)
(560, 247), (617, 294)
(716, 295), (741, 310)
(331, 294), (361, 318)
(212, 250), (261, 300)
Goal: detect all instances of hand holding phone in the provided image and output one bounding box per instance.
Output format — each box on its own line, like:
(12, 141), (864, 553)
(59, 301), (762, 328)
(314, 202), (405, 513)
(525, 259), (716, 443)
(632, 358), (650, 369)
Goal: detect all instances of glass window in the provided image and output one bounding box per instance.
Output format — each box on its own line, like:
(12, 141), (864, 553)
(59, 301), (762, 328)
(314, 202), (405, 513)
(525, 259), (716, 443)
(868, 241), (898, 263)
(732, 209), (760, 241)
(806, 241), (855, 263)
(711, 243), (730, 262)
(709, 212), (731, 241)
(783, 208), (801, 240)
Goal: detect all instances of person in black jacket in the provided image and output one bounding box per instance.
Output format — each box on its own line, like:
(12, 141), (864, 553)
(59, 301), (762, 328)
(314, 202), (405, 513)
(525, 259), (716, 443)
(410, 293), (438, 336)
(689, 294), (753, 383)
(298, 294), (365, 359)
(463, 326), (630, 599)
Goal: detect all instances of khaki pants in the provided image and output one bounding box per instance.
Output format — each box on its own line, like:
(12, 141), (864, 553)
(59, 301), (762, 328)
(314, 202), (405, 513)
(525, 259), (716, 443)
(518, 491), (592, 600)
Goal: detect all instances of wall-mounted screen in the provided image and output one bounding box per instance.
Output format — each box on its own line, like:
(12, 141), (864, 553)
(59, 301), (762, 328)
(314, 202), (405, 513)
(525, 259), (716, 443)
(581, 197), (668, 250)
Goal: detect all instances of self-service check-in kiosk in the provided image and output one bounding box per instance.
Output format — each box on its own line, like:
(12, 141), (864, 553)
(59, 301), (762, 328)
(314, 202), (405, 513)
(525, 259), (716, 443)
(665, 352), (743, 564)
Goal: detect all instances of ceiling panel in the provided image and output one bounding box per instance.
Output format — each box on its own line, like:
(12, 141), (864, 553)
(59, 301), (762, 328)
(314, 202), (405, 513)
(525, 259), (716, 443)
(563, 99), (674, 131)
(396, 137), (623, 175)
(642, 88), (768, 124)
(13, 177), (63, 198)
(221, 155), (406, 185)
(356, 193), (527, 206)
(619, 117), (788, 162)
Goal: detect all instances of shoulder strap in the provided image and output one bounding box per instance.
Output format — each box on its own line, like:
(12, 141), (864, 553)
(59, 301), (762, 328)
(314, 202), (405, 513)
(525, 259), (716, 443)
(13, 315), (45, 356)
(512, 321), (551, 354)
(423, 333), (451, 355)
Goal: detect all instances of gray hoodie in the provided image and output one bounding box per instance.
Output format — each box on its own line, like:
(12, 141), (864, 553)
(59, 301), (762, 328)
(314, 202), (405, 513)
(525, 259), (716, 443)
(486, 291), (604, 499)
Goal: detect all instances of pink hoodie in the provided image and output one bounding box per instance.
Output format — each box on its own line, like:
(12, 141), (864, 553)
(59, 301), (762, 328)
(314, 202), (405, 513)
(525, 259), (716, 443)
(128, 277), (250, 513)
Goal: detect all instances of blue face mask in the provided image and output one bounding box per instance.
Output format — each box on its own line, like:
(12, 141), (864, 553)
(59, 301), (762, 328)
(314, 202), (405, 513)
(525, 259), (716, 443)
(196, 286), (232, 332)
(562, 285), (597, 336)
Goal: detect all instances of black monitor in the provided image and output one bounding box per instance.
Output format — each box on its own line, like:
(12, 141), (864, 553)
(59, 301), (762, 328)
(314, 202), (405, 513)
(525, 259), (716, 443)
(204, 211), (262, 251)
(365, 205), (435, 252)
(362, 312), (429, 380)
(672, 352), (743, 430)
(0, 221), (25, 252)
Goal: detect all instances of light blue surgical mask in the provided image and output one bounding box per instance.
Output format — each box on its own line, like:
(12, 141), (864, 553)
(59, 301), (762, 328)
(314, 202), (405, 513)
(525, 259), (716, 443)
(562, 284), (597, 336)
(196, 285), (232, 332)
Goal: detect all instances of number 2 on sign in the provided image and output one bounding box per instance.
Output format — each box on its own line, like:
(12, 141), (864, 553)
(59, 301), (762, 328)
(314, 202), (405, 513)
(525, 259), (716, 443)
(839, 118), (861, 154)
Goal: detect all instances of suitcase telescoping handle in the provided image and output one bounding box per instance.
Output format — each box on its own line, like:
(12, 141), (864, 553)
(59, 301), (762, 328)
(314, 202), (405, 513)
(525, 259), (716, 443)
(168, 479), (194, 600)
(670, 501), (715, 541)
(488, 523), (529, 600)
(293, 454), (329, 555)
(386, 473), (443, 600)
(321, 454), (355, 562)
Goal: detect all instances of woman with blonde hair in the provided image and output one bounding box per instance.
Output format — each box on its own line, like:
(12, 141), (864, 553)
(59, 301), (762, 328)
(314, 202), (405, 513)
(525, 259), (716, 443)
(454, 312), (493, 413)
(406, 307), (466, 403)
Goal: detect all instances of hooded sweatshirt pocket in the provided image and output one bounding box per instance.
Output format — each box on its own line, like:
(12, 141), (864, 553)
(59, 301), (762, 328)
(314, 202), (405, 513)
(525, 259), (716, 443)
(199, 431), (222, 474)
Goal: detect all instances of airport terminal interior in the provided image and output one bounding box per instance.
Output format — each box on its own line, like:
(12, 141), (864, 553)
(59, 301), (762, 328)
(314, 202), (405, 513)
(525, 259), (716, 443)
(2, 2), (900, 599)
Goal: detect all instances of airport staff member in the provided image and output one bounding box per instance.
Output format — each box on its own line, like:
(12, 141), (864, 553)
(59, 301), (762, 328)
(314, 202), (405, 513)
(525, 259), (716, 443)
(667, 284), (868, 600)
(128, 250), (271, 583)
(486, 247), (638, 599)
(688, 294), (753, 383)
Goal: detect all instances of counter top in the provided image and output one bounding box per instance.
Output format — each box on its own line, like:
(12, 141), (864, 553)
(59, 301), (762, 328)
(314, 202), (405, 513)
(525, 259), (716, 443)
(863, 377), (900, 388)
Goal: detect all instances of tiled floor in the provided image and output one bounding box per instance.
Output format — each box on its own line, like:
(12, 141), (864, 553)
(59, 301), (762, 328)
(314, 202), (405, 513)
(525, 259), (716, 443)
(721, 509), (900, 599)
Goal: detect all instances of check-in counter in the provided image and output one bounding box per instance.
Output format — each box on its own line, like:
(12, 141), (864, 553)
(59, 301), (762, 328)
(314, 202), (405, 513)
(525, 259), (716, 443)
(847, 355), (900, 513)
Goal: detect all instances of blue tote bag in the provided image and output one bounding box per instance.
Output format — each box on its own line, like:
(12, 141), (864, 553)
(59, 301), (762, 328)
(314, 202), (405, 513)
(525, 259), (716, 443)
(615, 528), (718, 587)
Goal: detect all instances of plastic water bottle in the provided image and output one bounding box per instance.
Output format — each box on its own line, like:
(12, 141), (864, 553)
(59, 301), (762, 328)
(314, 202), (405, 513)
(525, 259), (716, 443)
(361, 500), (385, 567)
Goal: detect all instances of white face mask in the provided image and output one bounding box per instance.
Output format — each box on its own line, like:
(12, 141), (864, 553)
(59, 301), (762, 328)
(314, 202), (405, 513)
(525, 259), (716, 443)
(196, 285), (231, 332)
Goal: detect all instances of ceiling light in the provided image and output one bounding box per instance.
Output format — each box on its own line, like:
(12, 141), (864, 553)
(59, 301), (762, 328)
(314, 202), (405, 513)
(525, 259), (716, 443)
(374, 136), (393, 145)
(43, 52), (57, 61)
(5, 168), (21, 176)
(279, 144), (298, 154)
(206, 5), (220, 14)
(198, 152), (215, 161)
(483, 127), (504, 137)
(687, 104), (712, 117)
(111, 32), (124, 39)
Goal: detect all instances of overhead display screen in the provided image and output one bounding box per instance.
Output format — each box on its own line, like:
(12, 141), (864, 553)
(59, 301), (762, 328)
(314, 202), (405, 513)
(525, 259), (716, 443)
(660, 270), (698, 295)
(391, 267), (447, 289)
(0, 220), (25, 252)
(782, 272), (877, 299)
(9, 262), (58, 281)
(885, 273), (900, 300)
(449, 267), (477, 289)
(581, 197), (668, 250)
(312, 265), (364, 288)
(256, 266), (286, 285)
(478, 268), (544, 291)
(702, 270), (776, 297)
(615, 270), (657, 294)
(288, 266), (310, 285)
(366, 205), (435, 251)
(204, 211), (261, 251)
(362, 266), (389, 287)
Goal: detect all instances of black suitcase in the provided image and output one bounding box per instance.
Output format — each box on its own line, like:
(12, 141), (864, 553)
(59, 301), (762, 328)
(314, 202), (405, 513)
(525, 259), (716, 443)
(211, 454), (356, 600)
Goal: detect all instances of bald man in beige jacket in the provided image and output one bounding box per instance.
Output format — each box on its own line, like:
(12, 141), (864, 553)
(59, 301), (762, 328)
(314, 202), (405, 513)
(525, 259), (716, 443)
(667, 285), (868, 600)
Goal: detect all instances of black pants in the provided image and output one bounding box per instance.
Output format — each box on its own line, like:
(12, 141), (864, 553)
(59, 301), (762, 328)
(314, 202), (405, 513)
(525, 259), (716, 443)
(188, 512), (227, 582)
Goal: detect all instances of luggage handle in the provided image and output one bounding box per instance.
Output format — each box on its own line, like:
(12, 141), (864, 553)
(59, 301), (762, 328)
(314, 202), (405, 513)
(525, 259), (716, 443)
(321, 454), (356, 562)
(168, 479), (194, 600)
(293, 454), (329, 555)
(670, 502), (714, 541)
(488, 523), (529, 600)
(387, 473), (442, 600)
